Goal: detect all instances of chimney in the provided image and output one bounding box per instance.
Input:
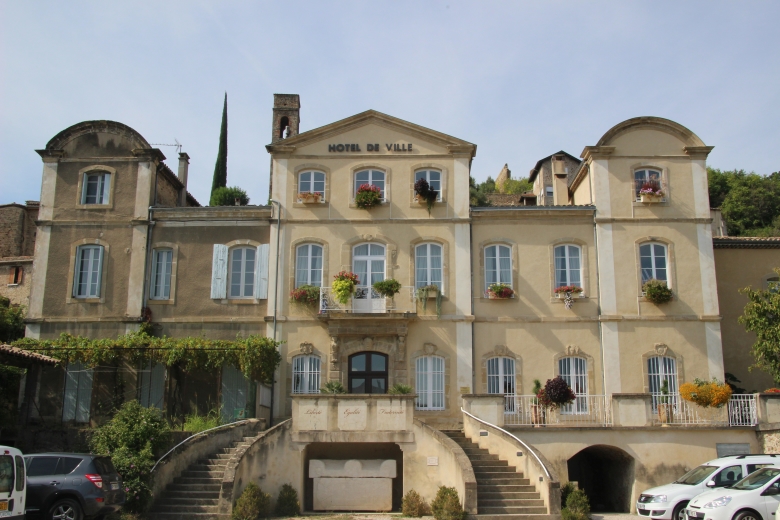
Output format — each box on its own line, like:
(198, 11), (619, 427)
(178, 152), (190, 207)
(272, 94), (301, 143)
(552, 155), (568, 205)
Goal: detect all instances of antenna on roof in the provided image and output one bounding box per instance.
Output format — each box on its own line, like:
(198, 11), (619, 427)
(150, 139), (182, 154)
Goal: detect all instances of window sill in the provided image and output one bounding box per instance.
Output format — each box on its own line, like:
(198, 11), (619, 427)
(147, 299), (175, 305)
(633, 200), (669, 207)
(6, 284), (20, 287)
(216, 298), (264, 305)
(293, 200), (329, 209)
(481, 295), (515, 300)
(76, 203), (114, 210)
(348, 200), (388, 209)
(69, 297), (103, 304)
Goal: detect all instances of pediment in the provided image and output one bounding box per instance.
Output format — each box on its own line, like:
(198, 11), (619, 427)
(266, 110), (476, 157)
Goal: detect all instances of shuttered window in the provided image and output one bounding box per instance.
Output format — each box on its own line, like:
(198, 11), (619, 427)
(62, 361), (94, 423)
(211, 244), (269, 300)
(221, 365), (249, 423)
(138, 361), (165, 410)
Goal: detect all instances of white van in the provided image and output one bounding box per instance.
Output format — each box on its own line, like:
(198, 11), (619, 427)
(637, 454), (780, 520)
(0, 446), (26, 519)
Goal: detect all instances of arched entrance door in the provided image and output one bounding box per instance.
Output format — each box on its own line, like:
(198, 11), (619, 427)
(567, 445), (634, 512)
(348, 352), (388, 394)
(353, 243), (385, 313)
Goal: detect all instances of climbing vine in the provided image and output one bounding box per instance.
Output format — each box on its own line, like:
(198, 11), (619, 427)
(13, 331), (282, 385)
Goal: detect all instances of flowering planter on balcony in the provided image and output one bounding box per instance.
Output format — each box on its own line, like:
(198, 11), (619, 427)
(487, 292), (511, 300)
(298, 192), (322, 204)
(640, 193), (664, 204)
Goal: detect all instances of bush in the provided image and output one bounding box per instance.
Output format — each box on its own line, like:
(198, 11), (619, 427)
(373, 279), (402, 298)
(182, 408), (222, 433)
(562, 488), (590, 520)
(274, 483), (300, 517)
(0, 296), (25, 343)
(538, 376), (576, 409)
(89, 401), (169, 513)
(232, 482), (270, 520)
(320, 380), (346, 394)
(431, 486), (466, 520)
(388, 383), (413, 395)
(560, 481), (576, 508)
(402, 489), (430, 517)
(290, 285), (320, 305)
(355, 184), (382, 208)
(680, 378), (733, 408)
(643, 279), (673, 304)
(211, 186), (250, 206)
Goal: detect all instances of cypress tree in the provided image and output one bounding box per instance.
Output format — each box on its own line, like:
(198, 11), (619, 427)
(210, 93), (228, 196)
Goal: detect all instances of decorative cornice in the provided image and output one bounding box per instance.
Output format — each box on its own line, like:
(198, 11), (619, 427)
(580, 146), (615, 161)
(683, 146), (715, 158)
(131, 148), (166, 161)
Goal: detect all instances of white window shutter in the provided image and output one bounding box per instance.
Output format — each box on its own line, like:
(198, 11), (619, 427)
(255, 243), (270, 299)
(211, 244), (228, 299)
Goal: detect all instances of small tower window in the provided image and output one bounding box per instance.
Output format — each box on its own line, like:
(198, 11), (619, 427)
(279, 116), (289, 139)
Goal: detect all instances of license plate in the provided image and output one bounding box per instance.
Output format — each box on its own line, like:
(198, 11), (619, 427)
(687, 510), (704, 519)
(0, 502), (7, 511)
(111, 482), (120, 490)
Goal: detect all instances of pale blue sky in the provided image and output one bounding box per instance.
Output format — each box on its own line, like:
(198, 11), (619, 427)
(2, 1), (778, 206)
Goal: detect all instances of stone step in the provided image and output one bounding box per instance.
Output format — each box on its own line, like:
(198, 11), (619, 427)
(479, 499), (545, 508)
(471, 460), (509, 467)
(468, 454), (500, 461)
(197, 459), (229, 466)
(147, 514), (230, 520)
(190, 464), (228, 472)
(166, 483), (221, 492)
(474, 466), (518, 474)
(477, 484), (537, 493)
(475, 476), (531, 486)
(242, 436), (256, 442)
(213, 453), (232, 459)
(478, 506), (548, 515)
(182, 470), (225, 478)
(174, 477), (223, 485)
(153, 497), (219, 506)
(479, 491), (541, 500)
(157, 491), (220, 500)
(151, 504), (220, 513)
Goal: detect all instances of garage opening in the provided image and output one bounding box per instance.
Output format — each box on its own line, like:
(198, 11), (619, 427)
(567, 445), (634, 512)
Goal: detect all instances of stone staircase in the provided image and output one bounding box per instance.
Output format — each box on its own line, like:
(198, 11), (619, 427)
(148, 435), (257, 520)
(442, 430), (548, 519)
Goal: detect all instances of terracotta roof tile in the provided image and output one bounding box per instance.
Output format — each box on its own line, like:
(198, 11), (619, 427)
(0, 344), (58, 365)
(713, 237), (780, 249)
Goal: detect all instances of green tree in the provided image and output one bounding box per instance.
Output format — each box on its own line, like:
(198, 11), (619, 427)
(0, 296), (25, 343)
(210, 186), (249, 206)
(469, 176), (489, 207)
(502, 177), (533, 195)
(211, 93), (228, 196)
(739, 268), (780, 383)
(707, 168), (780, 236)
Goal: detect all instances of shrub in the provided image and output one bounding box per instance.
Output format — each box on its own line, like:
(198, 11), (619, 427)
(290, 285), (320, 305)
(561, 488), (590, 520)
(182, 408), (222, 433)
(388, 383), (413, 395)
(210, 186), (250, 206)
(538, 376), (576, 409)
(355, 184), (382, 208)
(643, 279), (673, 304)
(431, 486), (466, 520)
(89, 401), (169, 513)
(0, 296), (25, 343)
(766, 388), (780, 393)
(274, 483), (301, 517)
(680, 378), (733, 408)
(560, 482), (576, 508)
(373, 279), (402, 298)
(402, 489), (430, 517)
(320, 380), (346, 394)
(232, 482), (270, 520)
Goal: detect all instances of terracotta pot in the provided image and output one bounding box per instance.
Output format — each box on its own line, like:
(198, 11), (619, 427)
(531, 404), (545, 426)
(657, 403), (671, 424)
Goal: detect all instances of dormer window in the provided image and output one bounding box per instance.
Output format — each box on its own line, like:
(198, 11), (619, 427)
(81, 171), (111, 205)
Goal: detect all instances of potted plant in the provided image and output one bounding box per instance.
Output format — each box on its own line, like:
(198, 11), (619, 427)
(290, 285), (320, 305)
(320, 380), (346, 394)
(657, 380), (671, 424)
(643, 279), (673, 304)
(531, 379), (545, 426)
(298, 191), (322, 204)
(331, 271), (360, 304)
(415, 284), (443, 318)
(679, 377), (733, 408)
(487, 283), (514, 299)
(639, 180), (665, 203)
(554, 285), (584, 310)
(414, 178), (438, 216)
(355, 184), (382, 209)
(537, 376), (576, 411)
(388, 383), (413, 395)
(373, 279), (402, 299)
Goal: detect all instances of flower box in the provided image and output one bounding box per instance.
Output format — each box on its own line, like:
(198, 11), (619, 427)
(555, 292), (584, 299)
(640, 193), (664, 204)
(298, 192), (322, 204)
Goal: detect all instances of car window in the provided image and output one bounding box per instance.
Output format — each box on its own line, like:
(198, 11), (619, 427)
(27, 456), (60, 477)
(58, 457), (82, 475)
(733, 468), (780, 490)
(0, 455), (13, 493)
(713, 465), (743, 487)
(93, 457), (117, 476)
(674, 465), (718, 485)
(15, 456), (24, 491)
(747, 463), (773, 473)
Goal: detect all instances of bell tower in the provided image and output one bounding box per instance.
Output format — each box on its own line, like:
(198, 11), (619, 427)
(271, 94), (300, 143)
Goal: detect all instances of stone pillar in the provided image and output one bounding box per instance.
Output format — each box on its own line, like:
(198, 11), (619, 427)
(462, 394), (505, 427)
(611, 394), (652, 427)
(757, 394), (780, 426)
(177, 152), (190, 206)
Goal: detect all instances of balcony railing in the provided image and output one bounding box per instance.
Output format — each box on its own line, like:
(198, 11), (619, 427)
(650, 393), (757, 426)
(503, 394), (613, 427)
(319, 286), (417, 314)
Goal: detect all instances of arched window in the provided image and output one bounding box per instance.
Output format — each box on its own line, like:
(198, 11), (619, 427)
(484, 244), (512, 291)
(487, 357), (516, 411)
(415, 243), (443, 290)
(414, 169), (442, 201)
(296, 244), (323, 287)
(298, 171), (325, 198)
(81, 171), (111, 205)
(634, 169), (663, 200)
(554, 245), (582, 289)
(279, 116), (289, 139)
(229, 246), (256, 298)
(416, 356), (444, 410)
(354, 169), (385, 198)
(292, 355), (321, 394)
(73, 244), (104, 298)
(559, 357), (588, 414)
(640, 243), (668, 284)
(648, 356), (678, 410)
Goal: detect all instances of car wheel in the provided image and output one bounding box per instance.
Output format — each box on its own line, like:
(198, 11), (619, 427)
(673, 501), (689, 520)
(49, 498), (84, 520)
(734, 510), (763, 520)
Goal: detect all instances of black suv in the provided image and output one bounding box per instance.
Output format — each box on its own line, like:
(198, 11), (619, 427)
(24, 453), (125, 520)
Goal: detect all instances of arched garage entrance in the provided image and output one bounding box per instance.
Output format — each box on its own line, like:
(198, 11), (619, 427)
(567, 445), (634, 512)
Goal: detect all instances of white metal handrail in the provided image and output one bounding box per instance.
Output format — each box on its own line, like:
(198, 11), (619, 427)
(461, 407), (551, 479)
(503, 394), (612, 427)
(651, 393), (757, 426)
(150, 419), (251, 473)
(728, 394), (758, 426)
